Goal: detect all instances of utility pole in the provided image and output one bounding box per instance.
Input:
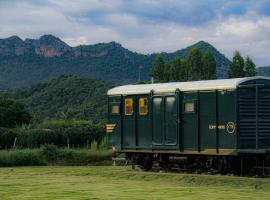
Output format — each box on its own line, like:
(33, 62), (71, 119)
(138, 65), (143, 81)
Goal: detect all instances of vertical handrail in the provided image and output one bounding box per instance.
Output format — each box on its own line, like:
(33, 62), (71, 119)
(255, 86), (258, 149)
(197, 90), (200, 152)
(215, 90), (219, 153)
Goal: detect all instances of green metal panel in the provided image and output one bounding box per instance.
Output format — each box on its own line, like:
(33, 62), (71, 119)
(199, 91), (216, 150)
(218, 90), (237, 149)
(108, 96), (122, 149)
(137, 95), (152, 147)
(182, 92), (198, 150)
(123, 96), (136, 147)
(164, 96), (178, 145)
(152, 97), (163, 145)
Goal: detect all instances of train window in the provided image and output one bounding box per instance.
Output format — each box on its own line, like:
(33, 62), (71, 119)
(139, 98), (148, 115)
(111, 104), (120, 115)
(184, 101), (195, 113)
(125, 98), (133, 115)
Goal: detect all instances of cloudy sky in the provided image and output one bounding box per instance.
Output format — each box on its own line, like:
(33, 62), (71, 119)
(0, 0), (270, 66)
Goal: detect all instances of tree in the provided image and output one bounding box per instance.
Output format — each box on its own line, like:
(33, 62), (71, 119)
(163, 63), (171, 82)
(244, 56), (256, 77)
(202, 50), (216, 80)
(186, 48), (203, 80)
(150, 54), (165, 82)
(0, 98), (31, 128)
(228, 51), (245, 78)
(179, 60), (189, 81)
(170, 57), (181, 81)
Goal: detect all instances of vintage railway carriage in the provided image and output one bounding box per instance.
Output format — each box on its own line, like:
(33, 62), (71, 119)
(107, 77), (270, 173)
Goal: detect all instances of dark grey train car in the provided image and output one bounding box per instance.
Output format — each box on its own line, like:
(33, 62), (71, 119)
(107, 76), (270, 174)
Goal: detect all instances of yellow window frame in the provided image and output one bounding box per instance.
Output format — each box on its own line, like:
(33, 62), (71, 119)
(139, 98), (148, 115)
(125, 98), (133, 115)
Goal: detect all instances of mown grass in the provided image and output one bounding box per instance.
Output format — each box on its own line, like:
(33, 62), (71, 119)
(0, 166), (269, 200)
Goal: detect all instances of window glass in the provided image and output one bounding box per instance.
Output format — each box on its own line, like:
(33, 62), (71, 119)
(125, 98), (133, 115)
(139, 98), (148, 115)
(111, 104), (120, 114)
(184, 102), (195, 113)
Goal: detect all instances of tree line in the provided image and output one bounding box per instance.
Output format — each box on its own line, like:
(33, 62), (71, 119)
(151, 48), (256, 82)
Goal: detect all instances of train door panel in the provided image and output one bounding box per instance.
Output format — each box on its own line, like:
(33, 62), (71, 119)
(164, 96), (178, 146)
(182, 92), (198, 150)
(123, 96), (136, 147)
(152, 95), (178, 147)
(152, 97), (163, 145)
(200, 91), (216, 150)
(137, 95), (152, 148)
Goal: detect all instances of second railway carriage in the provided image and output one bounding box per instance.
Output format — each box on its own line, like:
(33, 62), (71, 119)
(107, 76), (270, 174)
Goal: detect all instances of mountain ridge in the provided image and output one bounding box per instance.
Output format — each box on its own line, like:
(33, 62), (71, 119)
(0, 34), (231, 90)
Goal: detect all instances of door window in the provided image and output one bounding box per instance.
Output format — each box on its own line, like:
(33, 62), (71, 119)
(183, 101), (196, 113)
(139, 98), (148, 115)
(125, 98), (133, 115)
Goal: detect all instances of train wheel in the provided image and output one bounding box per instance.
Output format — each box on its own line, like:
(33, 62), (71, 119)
(137, 155), (153, 171)
(218, 157), (228, 174)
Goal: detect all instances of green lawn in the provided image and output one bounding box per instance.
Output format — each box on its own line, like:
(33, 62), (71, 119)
(0, 166), (270, 200)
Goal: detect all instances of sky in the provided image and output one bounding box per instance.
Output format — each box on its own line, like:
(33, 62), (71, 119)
(0, 0), (270, 66)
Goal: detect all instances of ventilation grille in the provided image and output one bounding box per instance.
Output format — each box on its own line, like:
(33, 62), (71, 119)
(238, 87), (270, 149)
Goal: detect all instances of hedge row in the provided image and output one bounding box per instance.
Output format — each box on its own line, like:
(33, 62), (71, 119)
(0, 145), (113, 167)
(0, 120), (105, 149)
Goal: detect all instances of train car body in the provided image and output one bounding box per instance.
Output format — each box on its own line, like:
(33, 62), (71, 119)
(107, 77), (270, 174)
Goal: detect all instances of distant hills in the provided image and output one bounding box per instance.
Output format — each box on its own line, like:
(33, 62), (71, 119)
(257, 66), (270, 76)
(3, 75), (115, 123)
(0, 34), (231, 90)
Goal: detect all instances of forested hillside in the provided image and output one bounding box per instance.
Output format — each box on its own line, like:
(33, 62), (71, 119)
(0, 35), (231, 90)
(2, 75), (115, 123)
(257, 66), (270, 76)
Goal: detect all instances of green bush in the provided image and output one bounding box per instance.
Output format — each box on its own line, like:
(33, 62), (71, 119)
(0, 127), (16, 149)
(0, 119), (105, 149)
(0, 149), (47, 167)
(98, 137), (108, 150)
(41, 144), (59, 163)
(0, 147), (113, 167)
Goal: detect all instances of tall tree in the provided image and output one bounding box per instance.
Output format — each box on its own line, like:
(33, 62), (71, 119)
(163, 63), (171, 82)
(150, 54), (165, 82)
(186, 48), (203, 80)
(228, 51), (245, 78)
(202, 50), (216, 80)
(179, 60), (189, 81)
(244, 56), (256, 77)
(170, 57), (181, 81)
(0, 98), (31, 128)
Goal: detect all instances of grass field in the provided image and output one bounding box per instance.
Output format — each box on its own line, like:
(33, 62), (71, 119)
(0, 166), (270, 200)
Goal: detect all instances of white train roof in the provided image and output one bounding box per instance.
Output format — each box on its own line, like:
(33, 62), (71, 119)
(107, 76), (270, 96)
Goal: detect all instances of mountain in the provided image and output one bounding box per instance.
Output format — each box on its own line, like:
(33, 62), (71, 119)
(257, 66), (270, 76)
(0, 34), (231, 90)
(2, 75), (116, 123)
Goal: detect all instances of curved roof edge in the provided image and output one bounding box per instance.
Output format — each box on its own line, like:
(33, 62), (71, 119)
(108, 76), (270, 96)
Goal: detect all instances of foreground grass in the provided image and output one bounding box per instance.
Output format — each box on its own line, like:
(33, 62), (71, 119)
(0, 166), (269, 200)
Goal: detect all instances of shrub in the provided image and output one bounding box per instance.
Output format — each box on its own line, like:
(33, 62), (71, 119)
(98, 137), (108, 150)
(41, 144), (59, 163)
(0, 149), (47, 167)
(0, 119), (105, 149)
(0, 147), (113, 167)
(90, 140), (98, 151)
(0, 127), (16, 149)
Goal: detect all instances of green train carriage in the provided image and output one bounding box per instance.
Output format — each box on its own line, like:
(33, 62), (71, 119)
(107, 76), (270, 174)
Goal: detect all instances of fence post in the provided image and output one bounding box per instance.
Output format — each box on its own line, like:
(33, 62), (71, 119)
(13, 137), (17, 149)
